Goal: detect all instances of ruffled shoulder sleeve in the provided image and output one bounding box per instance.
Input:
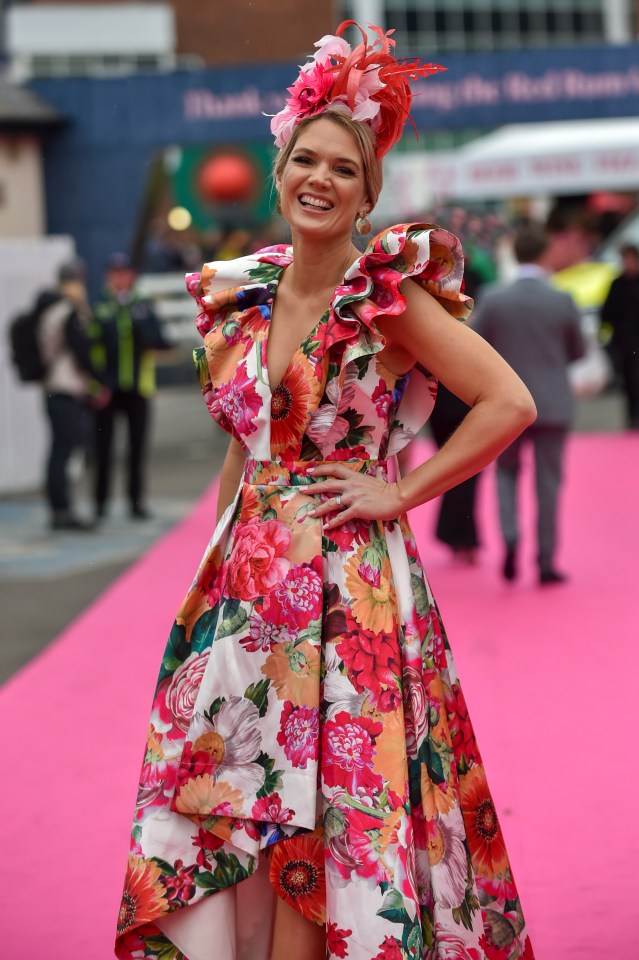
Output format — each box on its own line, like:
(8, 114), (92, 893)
(334, 222), (473, 328)
(185, 245), (292, 338)
(327, 224), (472, 458)
(185, 247), (291, 443)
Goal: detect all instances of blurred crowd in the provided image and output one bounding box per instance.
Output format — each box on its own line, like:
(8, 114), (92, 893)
(11, 254), (172, 531)
(10, 194), (638, 586)
(412, 204), (639, 582)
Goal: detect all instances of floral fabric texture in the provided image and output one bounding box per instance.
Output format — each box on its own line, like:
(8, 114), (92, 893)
(115, 224), (534, 960)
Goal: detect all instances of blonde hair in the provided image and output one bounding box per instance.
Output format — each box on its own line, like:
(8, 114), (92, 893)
(273, 110), (383, 211)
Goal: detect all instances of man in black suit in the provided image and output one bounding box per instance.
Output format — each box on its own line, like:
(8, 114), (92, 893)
(473, 225), (585, 585)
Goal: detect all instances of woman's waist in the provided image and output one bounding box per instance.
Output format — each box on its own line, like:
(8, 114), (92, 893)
(243, 457), (388, 486)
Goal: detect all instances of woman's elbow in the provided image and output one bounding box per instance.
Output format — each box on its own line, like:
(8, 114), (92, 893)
(511, 388), (537, 431)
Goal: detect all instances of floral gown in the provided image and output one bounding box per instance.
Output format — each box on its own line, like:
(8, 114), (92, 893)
(115, 223), (534, 960)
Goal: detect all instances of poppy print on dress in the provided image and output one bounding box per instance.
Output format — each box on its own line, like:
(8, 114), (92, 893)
(115, 224), (534, 960)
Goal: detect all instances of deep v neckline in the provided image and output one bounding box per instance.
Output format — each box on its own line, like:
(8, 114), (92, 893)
(263, 250), (363, 394)
(264, 274), (333, 395)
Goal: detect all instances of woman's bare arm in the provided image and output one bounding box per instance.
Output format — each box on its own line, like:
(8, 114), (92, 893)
(216, 436), (246, 523)
(379, 278), (536, 513)
(306, 279), (537, 528)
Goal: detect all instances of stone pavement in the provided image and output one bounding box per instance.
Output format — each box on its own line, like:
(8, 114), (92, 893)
(0, 384), (626, 683)
(0, 385), (227, 682)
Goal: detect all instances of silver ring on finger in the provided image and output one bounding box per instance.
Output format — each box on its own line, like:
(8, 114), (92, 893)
(335, 494), (342, 507)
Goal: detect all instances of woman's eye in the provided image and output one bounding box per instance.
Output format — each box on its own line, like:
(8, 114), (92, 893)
(336, 167), (355, 176)
(292, 156), (312, 164)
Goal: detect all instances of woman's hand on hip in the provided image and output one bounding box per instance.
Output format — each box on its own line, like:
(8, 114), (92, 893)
(299, 463), (403, 530)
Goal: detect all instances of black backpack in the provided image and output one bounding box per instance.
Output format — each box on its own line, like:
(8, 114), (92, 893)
(9, 298), (50, 382)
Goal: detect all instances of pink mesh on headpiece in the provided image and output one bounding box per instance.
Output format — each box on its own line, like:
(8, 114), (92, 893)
(270, 21), (445, 158)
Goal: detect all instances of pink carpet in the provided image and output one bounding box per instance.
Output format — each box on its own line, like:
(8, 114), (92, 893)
(1, 434), (637, 958)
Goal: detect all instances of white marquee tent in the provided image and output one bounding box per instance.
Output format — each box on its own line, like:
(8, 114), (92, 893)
(378, 116), (639, 215)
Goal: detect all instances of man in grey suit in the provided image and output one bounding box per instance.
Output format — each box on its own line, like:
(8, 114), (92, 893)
(473, 224), (585, 584)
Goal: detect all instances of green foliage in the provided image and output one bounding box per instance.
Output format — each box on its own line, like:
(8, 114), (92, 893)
(302, 336), (322, 358)
(193, 851), (251, 891)
(158, 622), (190, 683)
(193, 347), (207, 388)
(451, 888), (481, 931)
(143, 936), (186, 960)
(322, 537), (340, 552)
(255, 751), (284, 798)
(323, 804), (346, 839)
(403, 919), (423, 957)
(418, 738), (446, 786)
(149, 856), (177, 876)
(244, 679), (270, 717)
(299, 435), (323, 461)
(216, 599), (248, 641)
(408, 757), (423, 809)
(377, 888), (411, 926)
(421, 904), (435, 949)
(190, 608), (220, 654)
(336, 411), (373, 450)
(411, 574), (431, 619)
(247, 264), (283, 284)
(352, 354), (372, 376)
(222, 320), (240, 341)
(203, 696), (225, 722)
(457, 754), (470, 778)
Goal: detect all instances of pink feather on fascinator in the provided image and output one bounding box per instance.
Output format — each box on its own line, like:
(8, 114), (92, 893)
(270, 20), (445, 158)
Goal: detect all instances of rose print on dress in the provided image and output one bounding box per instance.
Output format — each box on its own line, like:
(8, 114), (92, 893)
(115, 225), (533, 960)
(225, 517), (291, 601)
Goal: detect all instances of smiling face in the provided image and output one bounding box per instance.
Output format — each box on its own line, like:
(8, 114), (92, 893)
(276, 117), (370, 242)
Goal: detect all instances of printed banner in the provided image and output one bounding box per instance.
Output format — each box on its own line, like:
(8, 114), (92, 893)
(33, 43), (639, 144)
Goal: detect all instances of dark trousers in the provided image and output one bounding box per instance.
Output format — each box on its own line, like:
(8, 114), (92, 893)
(620, 353), (639, 427)
(497, 425), (567, 570)
(430, 385), (480, 549)
(95, 390), (150, 512)
(45, 393), (91, 514)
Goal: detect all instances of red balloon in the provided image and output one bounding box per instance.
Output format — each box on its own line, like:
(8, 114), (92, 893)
(198, 154), (258, 203)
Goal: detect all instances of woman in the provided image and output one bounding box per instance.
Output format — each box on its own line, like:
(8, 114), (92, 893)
(116, 23), (536, 960)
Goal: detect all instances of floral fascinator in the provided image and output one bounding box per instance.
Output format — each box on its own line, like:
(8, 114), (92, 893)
(270, 20), (445, 158)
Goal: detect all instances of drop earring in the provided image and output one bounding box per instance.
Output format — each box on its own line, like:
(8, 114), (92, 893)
(356, 212), (371, 235)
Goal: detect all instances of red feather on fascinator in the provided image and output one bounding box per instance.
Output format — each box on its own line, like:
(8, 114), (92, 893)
(270, 21), (445, 158)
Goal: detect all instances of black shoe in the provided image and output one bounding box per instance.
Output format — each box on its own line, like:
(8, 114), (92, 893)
(502, 546), (517, 581)
(539, 568), (568, 585)
(130, 506), (152, 521)
(95, 504), (107, 520)
(51, 512), (95, 532)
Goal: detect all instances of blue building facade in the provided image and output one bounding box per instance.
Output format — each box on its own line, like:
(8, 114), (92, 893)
(32, 42), (639, 292)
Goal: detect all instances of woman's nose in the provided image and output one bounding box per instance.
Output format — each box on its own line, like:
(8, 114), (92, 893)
(308, 163), (330, 186)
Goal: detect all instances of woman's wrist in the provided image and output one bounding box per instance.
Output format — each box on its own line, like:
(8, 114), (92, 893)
(391, 477), (417, 516)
